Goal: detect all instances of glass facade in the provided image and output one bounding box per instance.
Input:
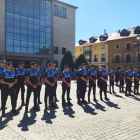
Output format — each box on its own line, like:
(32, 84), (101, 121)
(6, 0), (52, 55)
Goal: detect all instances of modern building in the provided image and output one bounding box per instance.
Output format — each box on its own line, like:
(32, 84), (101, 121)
(0, 0), (77, 69)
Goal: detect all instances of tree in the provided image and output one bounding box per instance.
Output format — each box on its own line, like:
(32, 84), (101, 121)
(75, 54), (90, 69)
(60, 51), (75, 71)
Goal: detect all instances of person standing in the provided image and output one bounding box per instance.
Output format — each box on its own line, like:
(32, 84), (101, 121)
(78, 63), (88, 105)
(119, 67), (125, 93)
(1, 62), (18, 117)
(52, 63), (59, 102)
(88, 64), (97, 103)
(125, 67), (133, 96)
(96, 67), (100, 88)
(99, 65), (110, 101)
(44, 63), (57, 109)
(36, 65), (42, 104)
(15, 62), (26, 107)
(115, 68), (120, 86)
(0, 60), (6, 110)
(133, 67), (140, 95)
(62, 65), (72, 106)
(109, 68), (115, 94)
(25, 62), (40, 113)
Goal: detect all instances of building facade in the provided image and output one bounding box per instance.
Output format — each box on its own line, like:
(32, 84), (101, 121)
(0, 0), (77, 69)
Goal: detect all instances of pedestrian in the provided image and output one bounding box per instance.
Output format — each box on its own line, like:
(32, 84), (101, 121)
(62, 65), (72, 106)
(88, 64), (97, 103)
(1, 62), (18, 117)
(99, 65), (110, 101)
(119, 67), (125, 93)
(15, 62), (26, 107)
(109, 68), (115, 94)
(125, 67), (133, 96)
(44, 63), (57, 109)
(25, 62), (40, 113)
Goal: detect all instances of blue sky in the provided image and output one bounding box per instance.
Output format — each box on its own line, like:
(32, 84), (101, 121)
(60, 0), (140, 44)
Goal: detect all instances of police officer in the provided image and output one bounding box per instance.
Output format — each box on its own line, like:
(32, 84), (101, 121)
(15, 62), (26, 107)
(88, 64), (97, 103)
(44, 63), (57, 109)
(125, 67), (133, 96)
(78, 63), (88, 105)
(0, 60), (6, 110)
(119, 67), (125, 93)
(1, 62), (18, 117)
(52, 63), (59, 102)
(36, 65), (42, 104)
(99, 65), (110, 101)
(133, 67), (140, 95)
(75, 64), (81, 100)
(115, 67), (120, 86)
(109, 68), (115, 94)
(62, 65), (72, 106)
(25, 62), (40, 113)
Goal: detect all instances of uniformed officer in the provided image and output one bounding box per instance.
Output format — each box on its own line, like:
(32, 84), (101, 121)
(15, 62), (26, 107)
(36, 65), (42, 104)
(115, 68), (120, 86)
(78, 63), (88, 105)
(0, 60), (6, 110)
(109, 68), (115, 94)
(1, 62), (18, 117)
(99, 65), (110, 101)
(88, 64), (97, 103)
(62, 65), (72, 106)
(125, 67), (133, 96)
(25, 62), (40, 113)
(44, 63), (57, 109)
(75, 64), (81, 100)
(119, 67), (125, 93)
(52, 63), (59, 102)
(133, 67), (140, 95)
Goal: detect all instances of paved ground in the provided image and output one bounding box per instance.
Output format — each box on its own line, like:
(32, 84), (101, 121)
(0, 81), (140, 140)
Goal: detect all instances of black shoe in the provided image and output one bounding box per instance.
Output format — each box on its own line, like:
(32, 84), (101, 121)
(34, 106), (40, 111)
(105, 98), (110, 101)
(25, 107), (28, 113)
(1, 113), (5, 118)
(93, 99), (98, 102)
(67, 102), (73, 106)
(129, 94), (132, 96)
(110, 92), (112, 94)
(125, 94), (128, 96)
(21, 103), (26, 106)
(122, 90), (125, 93)
(88, 99), (90, 103)
(51, 104), (57, 109)
(12, 110), (18, 115)
(45, 107), (49, 110)
(38, 101), (42, 104)
(69, 98), (72, 100)
(119, 91), (122, 93)
(82, 100), (88, 104)
(134, 93), (137, 95)
(100, 98), (103, 101)
(55, 98), (59, 102)
(77, 101), (82, 105)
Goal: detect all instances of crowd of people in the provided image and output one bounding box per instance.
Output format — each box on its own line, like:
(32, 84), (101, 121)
(0, 59), (140, 118)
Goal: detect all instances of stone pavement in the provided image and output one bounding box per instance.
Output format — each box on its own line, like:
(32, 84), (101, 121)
(0, 81), (140, 140)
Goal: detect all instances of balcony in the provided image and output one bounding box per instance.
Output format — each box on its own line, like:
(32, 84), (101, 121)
(101, 58), (106, 62)
(94, 58), (98, 62)
(112, 57), (140, 63)
(84, 50), (91, 55)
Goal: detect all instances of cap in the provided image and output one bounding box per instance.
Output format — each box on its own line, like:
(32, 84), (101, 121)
(90, 64), (94, 67)
(30, 61), (36, 65)
(110, 67), (114, 70)
(102, 65), (106, 68)
(36, 65), (40, 68)
(6, 62), (12, 66)
(81, 63), (87, 67)
(52, 63), (56, 66)
(19, 62), (24, 66)
(64, 65), (69, 68)
(0, 60), (6, 63)
(48, 63), (52, 67)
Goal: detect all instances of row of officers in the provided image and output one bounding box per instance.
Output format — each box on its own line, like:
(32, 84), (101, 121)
(0, 60), (140, 117)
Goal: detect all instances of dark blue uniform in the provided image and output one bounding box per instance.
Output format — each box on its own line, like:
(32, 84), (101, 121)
(133, 71), (140, 94)
(0, 67), (6, 109)
(15, 68), (26, 106)
(109, 72), (115, 93)
(25, 69), (39, 111)
(88, 69), (96, 102)
(125, 71), (133, 96)
(44, 70), (56, 108)
(38, 71), (42, 103)
(99, 70), (109, 100)
(79, 69), (88, 102)
(62, 71), (71, 104)
(1, 70), (17, 115)
(119, 70), (125, 92)
(75, 69), (81, 99)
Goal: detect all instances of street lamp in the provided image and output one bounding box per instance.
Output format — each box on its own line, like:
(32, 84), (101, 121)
(137, 34), (140, 69)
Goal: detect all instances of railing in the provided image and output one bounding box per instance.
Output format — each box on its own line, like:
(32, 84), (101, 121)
(84, 50), (91, 55)
(112, 57), (140, 63)
(94, 59), (98, 62)
(101, 58), (106, 62)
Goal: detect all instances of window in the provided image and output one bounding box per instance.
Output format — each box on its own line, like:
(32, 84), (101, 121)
(62, 48), (66, 54)
(54, 5), (58, 16)
(94, 46), (98, 50)
(101, 54), (105, 62)
(126, 54), (131, 62)
(102, 45), (105, 49)
(62, 7), (66, 18)
(94, 55), (98, 62)
(80, 48), (83, 52)
(54, 46), (58, 54)
(115, 44), (120, 49)
(115, 55), (120, 63)
(133, 43), (137, 48)
(126, 43), (131, 50)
